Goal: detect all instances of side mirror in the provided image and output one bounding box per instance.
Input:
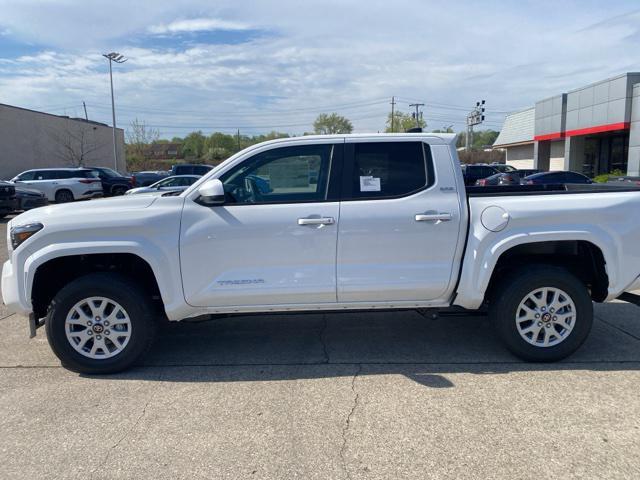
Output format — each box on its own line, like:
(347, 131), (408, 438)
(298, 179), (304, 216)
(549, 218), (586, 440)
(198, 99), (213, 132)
(196, 178), (225, 206)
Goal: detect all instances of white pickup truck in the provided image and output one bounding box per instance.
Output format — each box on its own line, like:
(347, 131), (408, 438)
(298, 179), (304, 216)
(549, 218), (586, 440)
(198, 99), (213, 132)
(3, 133), (640, 373)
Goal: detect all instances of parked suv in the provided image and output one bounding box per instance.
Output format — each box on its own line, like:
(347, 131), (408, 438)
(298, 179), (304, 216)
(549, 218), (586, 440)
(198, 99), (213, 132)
(131, 171), (169, 187)
(11, 168), (103, 203)
(0, 181), (17, 218)
(461, 164), (499, 186)
(86, 167), (132, 196)
(171, 164), (214, 176)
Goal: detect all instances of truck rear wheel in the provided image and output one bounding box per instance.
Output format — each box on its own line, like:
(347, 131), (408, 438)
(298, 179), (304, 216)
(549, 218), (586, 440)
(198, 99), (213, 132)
(45, 273), (156, 374)
(490, 266), (593, 362)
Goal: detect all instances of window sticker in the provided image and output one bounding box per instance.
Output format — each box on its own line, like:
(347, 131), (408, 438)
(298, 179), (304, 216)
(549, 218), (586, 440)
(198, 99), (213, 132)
(360, 176), (381, 192)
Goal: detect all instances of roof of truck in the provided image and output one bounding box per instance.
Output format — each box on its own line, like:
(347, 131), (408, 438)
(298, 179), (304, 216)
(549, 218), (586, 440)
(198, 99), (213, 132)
(257, 132), (458, 146)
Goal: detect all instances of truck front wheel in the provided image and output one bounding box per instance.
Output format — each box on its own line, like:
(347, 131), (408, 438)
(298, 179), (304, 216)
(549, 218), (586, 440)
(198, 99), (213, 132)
(45, 273), (156, 374)
(490, 266), (593, 362)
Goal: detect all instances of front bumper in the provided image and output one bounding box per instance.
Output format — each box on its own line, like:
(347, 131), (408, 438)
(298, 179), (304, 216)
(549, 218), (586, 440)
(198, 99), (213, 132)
(19, 196), (48, 211)
(1, 259), (29, 315)
(0, 196), (18, 213)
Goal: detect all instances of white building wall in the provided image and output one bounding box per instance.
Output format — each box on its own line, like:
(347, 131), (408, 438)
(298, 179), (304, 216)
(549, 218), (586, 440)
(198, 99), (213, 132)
(0, 104), (125, 179)
(505, 143), (534, 169)
(549, 140), (565, 170)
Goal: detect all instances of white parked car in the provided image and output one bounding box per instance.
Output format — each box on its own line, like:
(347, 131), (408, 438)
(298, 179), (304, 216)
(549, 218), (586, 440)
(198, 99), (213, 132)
(125, 175), (201, 195)
(4, 133), (640, 373)
(11, 168), (103, 203)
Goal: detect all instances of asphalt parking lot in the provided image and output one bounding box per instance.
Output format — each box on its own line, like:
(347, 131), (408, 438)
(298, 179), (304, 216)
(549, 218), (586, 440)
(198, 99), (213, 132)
(1, 216), (640, 479)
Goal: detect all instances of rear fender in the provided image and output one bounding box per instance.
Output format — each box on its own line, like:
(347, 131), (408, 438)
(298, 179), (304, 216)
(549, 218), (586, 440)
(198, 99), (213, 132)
(453, 228), (618, 310)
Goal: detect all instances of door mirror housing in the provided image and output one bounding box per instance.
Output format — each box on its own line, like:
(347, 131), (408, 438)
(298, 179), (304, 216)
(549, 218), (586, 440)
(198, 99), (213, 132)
(196, 178), (225, 206)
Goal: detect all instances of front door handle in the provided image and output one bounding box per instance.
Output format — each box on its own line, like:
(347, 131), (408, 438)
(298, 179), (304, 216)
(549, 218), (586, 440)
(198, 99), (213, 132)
(298, 217), (335, 226)
(415, 213), (452, 222)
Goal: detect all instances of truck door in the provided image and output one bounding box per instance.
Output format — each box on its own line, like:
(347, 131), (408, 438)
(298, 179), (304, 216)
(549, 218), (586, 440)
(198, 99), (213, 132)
(337, 138), (463, 303)
(180, 141), (343, 307)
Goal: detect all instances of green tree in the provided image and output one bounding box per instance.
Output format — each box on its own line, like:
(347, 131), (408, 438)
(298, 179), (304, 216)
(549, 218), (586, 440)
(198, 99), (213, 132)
(385, 111), (426, 133)
(182, 131), (206, 159)
(204, 132), (237, 161)
(313, 113), (353, 134)
(430, 126), (454, 134)
(457, 129), (499, 149)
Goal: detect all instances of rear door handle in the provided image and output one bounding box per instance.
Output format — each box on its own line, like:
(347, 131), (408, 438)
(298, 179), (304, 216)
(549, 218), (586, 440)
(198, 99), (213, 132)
(298, 217), (335, 226)
(415, 213), (452, 222)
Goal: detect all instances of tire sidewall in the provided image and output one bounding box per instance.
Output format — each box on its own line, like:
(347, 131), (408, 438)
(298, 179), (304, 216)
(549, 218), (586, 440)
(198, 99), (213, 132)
(55, 190), (73, 203)
(492, 267), (593, 362)
(46, 273), (155, 374)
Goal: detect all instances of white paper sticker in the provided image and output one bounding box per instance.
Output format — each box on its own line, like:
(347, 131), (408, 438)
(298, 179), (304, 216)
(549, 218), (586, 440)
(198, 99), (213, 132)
(360, 176), (381, 192)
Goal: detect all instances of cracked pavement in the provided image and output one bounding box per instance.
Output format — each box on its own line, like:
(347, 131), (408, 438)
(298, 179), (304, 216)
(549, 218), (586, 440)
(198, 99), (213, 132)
(1, 220), (640, 479)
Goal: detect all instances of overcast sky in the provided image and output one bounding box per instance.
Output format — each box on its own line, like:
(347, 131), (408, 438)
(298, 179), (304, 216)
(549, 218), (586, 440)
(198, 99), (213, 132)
(1, 0), (639, 138)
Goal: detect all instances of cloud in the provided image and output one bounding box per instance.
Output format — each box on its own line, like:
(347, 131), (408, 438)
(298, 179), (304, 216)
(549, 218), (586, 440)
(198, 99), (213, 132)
(148, 18), (251, 35)
(1, 0), (640, 137)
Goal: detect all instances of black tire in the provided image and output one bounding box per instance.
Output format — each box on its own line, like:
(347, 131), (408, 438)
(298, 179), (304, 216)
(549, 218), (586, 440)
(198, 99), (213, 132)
(111, 185), (128, 196)
(55, 189), (74, 203)
(489, 265), (593, 362)
(45, 273), (157, 374)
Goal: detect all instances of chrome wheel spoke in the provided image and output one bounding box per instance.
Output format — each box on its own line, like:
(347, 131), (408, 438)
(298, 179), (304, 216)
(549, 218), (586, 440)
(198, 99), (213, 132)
(90, 298), (109, 318)
(65, 296), (131, 360)
(515, 287), (576, 348)
(554, 313), (573, 331)
(69, 329), (92, 349)
(520, 324), (542, 337)
(517, 304), (537, 322)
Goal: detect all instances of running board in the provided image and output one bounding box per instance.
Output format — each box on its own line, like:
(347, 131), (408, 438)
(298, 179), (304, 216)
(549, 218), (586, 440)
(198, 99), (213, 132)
(616, 292), (640, 307)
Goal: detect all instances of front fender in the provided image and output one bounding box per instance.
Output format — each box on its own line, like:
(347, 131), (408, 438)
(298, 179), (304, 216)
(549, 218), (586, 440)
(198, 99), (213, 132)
(22, 241), (183, 317)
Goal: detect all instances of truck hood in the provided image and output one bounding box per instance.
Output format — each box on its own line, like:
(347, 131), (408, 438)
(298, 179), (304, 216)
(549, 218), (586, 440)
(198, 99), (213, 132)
(11, 195), (158, 227)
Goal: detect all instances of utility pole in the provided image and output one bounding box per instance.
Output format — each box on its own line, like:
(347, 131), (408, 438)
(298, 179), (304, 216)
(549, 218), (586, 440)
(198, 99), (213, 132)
(237, 129), (241, 151)
(466, 100), (485, 151)
(390, 96), (396, 132)
(102, 52), (127, 171)
(82, 101), (89, 122)
(409, 103), (425, 128)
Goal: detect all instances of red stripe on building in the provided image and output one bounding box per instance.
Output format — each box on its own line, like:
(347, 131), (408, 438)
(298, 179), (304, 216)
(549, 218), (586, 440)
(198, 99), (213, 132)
(564, 122), (630, 137)
(533, 122), (630, 141)
(533, 132), (565, 141)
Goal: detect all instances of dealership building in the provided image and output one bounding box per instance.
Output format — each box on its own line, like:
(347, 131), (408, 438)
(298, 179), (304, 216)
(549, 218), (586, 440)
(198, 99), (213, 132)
(0, 103), (125, 180)
(493, 72), (640, 177)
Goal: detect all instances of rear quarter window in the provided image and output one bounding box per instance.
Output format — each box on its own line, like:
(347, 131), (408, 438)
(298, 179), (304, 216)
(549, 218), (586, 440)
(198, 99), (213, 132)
(344, 141), (433, 200)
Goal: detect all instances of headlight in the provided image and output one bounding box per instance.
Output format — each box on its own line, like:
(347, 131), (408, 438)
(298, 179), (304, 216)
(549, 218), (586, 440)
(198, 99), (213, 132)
(11, 223), (43, 249)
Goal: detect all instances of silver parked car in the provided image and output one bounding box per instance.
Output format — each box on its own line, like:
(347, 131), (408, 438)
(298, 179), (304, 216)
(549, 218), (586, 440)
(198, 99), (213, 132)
(125, 175), (201, 195)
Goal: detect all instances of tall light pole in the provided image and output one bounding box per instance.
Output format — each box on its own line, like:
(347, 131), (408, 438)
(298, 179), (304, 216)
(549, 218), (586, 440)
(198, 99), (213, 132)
(466, 100), (485, 151)
(102, 52), (127, 171)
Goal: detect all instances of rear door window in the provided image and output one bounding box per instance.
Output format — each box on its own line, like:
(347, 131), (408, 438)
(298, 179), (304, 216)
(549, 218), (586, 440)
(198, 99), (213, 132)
(343, 142), (432, 200)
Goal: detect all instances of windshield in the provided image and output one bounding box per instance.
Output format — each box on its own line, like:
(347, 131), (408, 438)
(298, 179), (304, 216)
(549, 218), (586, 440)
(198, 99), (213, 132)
(493, 164), (516, 173)
(97, 168), (121, 178)
(151, 178), (172, 188)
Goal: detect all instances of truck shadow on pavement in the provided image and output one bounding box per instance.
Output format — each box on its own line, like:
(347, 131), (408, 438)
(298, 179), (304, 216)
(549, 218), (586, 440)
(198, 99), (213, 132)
(99, 305), (640, 388)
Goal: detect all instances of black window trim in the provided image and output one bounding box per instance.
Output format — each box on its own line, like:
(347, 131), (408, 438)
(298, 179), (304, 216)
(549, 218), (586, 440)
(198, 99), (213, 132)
(214, 142), (344, 206)
(340, 140), (435, 202)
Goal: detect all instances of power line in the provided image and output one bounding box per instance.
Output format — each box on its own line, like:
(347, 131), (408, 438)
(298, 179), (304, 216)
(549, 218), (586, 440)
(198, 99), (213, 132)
(409, 102), (424, 128)
(139, 112), (385, 130)
(84, 97), (390, 116)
